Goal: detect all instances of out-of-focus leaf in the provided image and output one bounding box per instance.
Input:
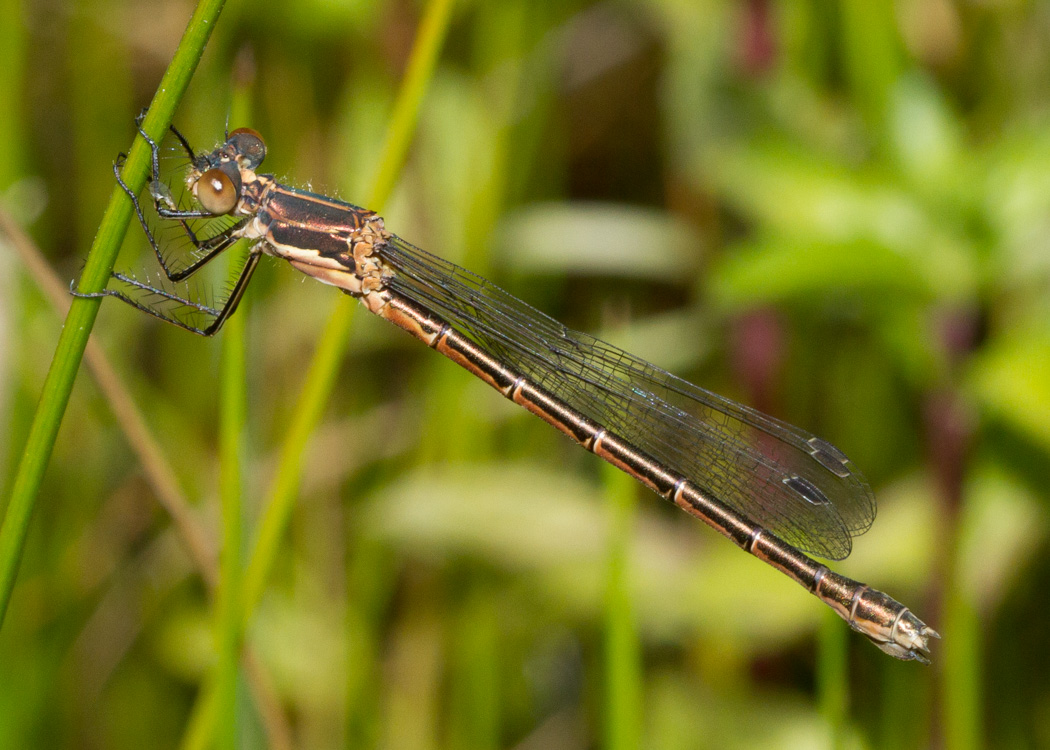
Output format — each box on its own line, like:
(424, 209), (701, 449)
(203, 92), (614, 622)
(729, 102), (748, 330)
(839, 473), (939, 588)
(984, 130), (1050, 285)
(703, 140), (980, 300)
(417, 72), (502, 264)
(968, 324), (1050, 456)
(363, 464), (607, 570)
(253, 590), (348, 715)
(647, 671), (866, 750)
(872, 305), (946, 390)
(889, 72), (964, 186)
(496, 202), (703, 281)
(702, 140), (917, 242)
(710, 236), (931, 309)
(361, 463), (933, 654)
(840, 0), (902, 128)
(152, 605), (214, 682)
(599, 308), (712, 376)
(268, 0), (386, 41)
(956, 465), (1046, 612)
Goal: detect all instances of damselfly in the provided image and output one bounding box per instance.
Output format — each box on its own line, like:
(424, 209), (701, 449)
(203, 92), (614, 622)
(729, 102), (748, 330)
(81, 122), (938, 663)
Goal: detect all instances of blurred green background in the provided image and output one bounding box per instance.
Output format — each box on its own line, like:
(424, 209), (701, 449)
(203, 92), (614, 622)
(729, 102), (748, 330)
(2, 0), (1049, 747)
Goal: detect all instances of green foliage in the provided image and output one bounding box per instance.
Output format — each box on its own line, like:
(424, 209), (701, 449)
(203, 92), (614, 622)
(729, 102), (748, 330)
(3, 0), (1050, 748)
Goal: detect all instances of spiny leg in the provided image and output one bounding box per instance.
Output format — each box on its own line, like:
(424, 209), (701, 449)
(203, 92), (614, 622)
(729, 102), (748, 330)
(113, 135), (246, 283)
(162, 225), (248, 281)
(75, 252), (262, 337)
(80, 119), (260, 335)
(132, 109), (196, 165)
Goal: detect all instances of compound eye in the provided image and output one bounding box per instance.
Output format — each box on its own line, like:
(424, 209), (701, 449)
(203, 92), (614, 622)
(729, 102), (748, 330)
(228, 127), (266, 168)
(196, 164), (241, 214)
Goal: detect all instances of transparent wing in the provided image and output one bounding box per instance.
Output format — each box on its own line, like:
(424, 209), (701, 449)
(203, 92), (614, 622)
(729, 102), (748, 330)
(380, 235), (875, 560)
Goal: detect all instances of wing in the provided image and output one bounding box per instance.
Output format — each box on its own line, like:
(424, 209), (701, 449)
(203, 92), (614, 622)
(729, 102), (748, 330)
(379, 235), (875, 560)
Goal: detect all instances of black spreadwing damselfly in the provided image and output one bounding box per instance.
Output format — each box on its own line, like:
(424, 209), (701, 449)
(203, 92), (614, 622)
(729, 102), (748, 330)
(79, 122), (938, 663)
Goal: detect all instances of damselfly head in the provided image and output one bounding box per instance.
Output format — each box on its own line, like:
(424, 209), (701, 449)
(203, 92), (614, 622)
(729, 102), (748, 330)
(225, 128), (267, 169)
(187, 128), (267, 215)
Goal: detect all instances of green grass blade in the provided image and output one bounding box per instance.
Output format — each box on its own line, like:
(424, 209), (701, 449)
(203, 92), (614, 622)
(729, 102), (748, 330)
(0, 0), (228, 629)
(240, 0), (456, 622)
(212, 74), (255, 750)
(0, 0), (25, 191)
(817, 605), (849, 748)
(213, 285), (247, 750)
(943, 586), (982, 750)
(602, 461), (642, 750)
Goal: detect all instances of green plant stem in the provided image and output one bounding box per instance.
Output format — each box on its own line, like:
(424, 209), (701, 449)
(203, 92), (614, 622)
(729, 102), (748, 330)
(0, 0), (227, 630)
(817, 604), (849, 749)
(0, 206), (218, 585)
(943, 579), (981, 750)
(214, 287), (247, 749)
(214, 82), (253, 748)
(602, 461), (642, 750)
(0, 0), (25, 191)
(1, 205), (297, 747)
(240, 0), (456, 623)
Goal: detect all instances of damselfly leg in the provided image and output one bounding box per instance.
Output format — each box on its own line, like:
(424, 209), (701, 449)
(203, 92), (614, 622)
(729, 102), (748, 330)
(76, 125), (259, 336)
